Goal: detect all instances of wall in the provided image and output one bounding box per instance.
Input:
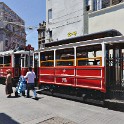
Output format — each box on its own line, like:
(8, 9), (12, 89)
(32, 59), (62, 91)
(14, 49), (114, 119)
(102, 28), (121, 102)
(89, 2), (124, 35)
(46, 0), (88, 43)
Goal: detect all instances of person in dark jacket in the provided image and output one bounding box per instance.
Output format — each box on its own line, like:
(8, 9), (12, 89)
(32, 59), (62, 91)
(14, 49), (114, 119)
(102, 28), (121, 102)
(5, 69), (13, 98)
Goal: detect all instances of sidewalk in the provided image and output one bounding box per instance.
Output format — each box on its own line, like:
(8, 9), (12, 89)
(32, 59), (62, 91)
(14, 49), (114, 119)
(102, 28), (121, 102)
(0, 84), (124, 124)
(0, 84), (76, 124)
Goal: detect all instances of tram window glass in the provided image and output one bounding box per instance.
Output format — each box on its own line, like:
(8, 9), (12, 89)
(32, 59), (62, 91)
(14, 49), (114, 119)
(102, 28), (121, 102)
(0, 57), (3, 67)
(30, 56), (33, 67)
(25, 55), (28, 67)
(76, 45), (102, 66)
(40, 51), (54, 67)
(41, 51), (54, 61)
(56, 48), (74, 66)
(14, 54), (21, 67)
(4, 56), (11, 66)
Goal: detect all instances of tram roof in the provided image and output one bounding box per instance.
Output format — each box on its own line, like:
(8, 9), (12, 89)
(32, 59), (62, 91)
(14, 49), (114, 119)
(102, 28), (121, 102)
(45, 29), (122, 47)
(0, 50), (33, 56)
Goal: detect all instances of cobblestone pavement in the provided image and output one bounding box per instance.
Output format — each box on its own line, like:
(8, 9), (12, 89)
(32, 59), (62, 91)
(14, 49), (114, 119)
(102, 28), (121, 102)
(0, 84), (124, 124)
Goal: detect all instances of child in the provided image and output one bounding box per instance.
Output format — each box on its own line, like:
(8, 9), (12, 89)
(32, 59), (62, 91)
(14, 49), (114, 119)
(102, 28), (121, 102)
(15, 76), (27, 97)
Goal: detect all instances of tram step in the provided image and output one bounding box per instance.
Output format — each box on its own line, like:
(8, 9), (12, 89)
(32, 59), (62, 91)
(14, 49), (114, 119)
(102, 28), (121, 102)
(104, 99), (124, 112)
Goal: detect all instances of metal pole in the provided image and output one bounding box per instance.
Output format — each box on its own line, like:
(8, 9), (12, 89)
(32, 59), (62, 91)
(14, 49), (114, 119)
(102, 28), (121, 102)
(29, 50), (30, 67)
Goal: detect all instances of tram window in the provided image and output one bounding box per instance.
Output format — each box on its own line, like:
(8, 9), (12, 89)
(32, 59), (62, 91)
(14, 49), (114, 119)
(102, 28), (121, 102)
(0, 57), (3, 64)
(4, 56), (11, 66)
(25, 55), (33, 67)
(0, 57), (3, 67)
(30, 56), (33, 67)
(41, 51), (54, 61)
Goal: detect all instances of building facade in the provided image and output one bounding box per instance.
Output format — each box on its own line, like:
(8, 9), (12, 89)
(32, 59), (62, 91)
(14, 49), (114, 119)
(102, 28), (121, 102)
(0, 2), (26, 52)
(37, 21), (46, 49)
(45, 0), (124, 45)
(88, 0), (124, 35)
(45, 0), (88, 43)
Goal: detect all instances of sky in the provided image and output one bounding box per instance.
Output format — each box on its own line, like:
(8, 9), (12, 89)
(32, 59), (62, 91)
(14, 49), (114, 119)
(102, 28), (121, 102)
(0, 0), (46, 50)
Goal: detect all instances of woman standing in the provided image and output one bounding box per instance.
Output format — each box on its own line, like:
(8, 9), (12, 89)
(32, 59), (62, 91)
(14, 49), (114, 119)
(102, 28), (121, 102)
(5, 69), (13, 98)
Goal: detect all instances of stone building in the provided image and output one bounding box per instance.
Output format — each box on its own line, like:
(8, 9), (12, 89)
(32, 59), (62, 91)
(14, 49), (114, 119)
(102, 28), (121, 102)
(0, 2), (26, 51)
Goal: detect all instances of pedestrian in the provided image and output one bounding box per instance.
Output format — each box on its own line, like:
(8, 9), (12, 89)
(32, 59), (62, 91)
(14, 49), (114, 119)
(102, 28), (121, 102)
(5, 69), (13, 98)
(24, 66), (37, 99)
(15, 75), (26, 97)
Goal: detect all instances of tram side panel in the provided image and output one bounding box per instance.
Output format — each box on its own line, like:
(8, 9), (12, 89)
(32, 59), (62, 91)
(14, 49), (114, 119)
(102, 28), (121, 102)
(75, 66), (106, 93)
(38, 66), (106, 93)
(0, 67), (14, 79)
(21, 67), (29, 76)
(55, 66), (75, 86)
(38, 67), (55, 84)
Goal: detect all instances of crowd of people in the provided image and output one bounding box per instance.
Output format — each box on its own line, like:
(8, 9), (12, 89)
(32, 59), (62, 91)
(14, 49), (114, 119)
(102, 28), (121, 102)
(5, 67), (38, 100)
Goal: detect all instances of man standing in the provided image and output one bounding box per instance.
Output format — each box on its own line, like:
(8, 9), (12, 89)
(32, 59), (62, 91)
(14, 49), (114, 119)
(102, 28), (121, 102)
(24, 67), (37, 99)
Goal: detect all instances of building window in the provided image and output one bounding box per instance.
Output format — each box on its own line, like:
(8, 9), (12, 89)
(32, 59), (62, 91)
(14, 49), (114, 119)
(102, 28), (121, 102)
(5, 40), (8, 47)
(102, 0), (110, 8)
(93, 0), (124, 11)
(86, 0), (90, 11)
(49, 31), (52, 42)
(41, 31), (45, 37)
(49, 31), (52, 38)
(48, 9), (52, 23)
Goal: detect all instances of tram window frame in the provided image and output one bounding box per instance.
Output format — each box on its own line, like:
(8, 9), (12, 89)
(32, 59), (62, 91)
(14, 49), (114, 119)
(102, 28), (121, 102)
(76, 44), (102, 66)
(56, 48), (74, 66)
(40, 51), (54, 67)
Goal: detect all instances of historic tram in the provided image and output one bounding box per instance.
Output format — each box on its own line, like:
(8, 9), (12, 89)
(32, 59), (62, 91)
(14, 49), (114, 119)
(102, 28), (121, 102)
(0, 49), (33, 86)
(35, 30), (124, 100)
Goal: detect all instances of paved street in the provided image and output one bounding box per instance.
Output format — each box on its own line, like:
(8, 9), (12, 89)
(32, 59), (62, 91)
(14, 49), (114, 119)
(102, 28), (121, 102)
(0, 84), (124, 124)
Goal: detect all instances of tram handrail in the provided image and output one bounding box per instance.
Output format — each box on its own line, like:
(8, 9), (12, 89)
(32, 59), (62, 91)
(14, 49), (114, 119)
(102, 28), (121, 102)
(77, 57), (102, 66)
(40, 57), (102, 67)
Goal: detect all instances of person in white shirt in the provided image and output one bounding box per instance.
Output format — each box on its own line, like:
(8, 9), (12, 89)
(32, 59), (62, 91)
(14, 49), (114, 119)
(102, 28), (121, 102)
(24, 67), (37, 99)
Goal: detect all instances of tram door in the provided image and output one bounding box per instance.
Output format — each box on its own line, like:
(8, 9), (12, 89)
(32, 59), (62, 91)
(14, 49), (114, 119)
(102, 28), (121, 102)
(14, 54), (21, 77)
(106, 45), (124, 98)
(34, 53), (39, 87)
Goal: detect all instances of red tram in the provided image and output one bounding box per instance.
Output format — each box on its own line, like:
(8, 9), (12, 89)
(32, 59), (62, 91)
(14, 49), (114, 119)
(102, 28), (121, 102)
(35, 30), (124, 99)
(0, 50), (33, 86)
